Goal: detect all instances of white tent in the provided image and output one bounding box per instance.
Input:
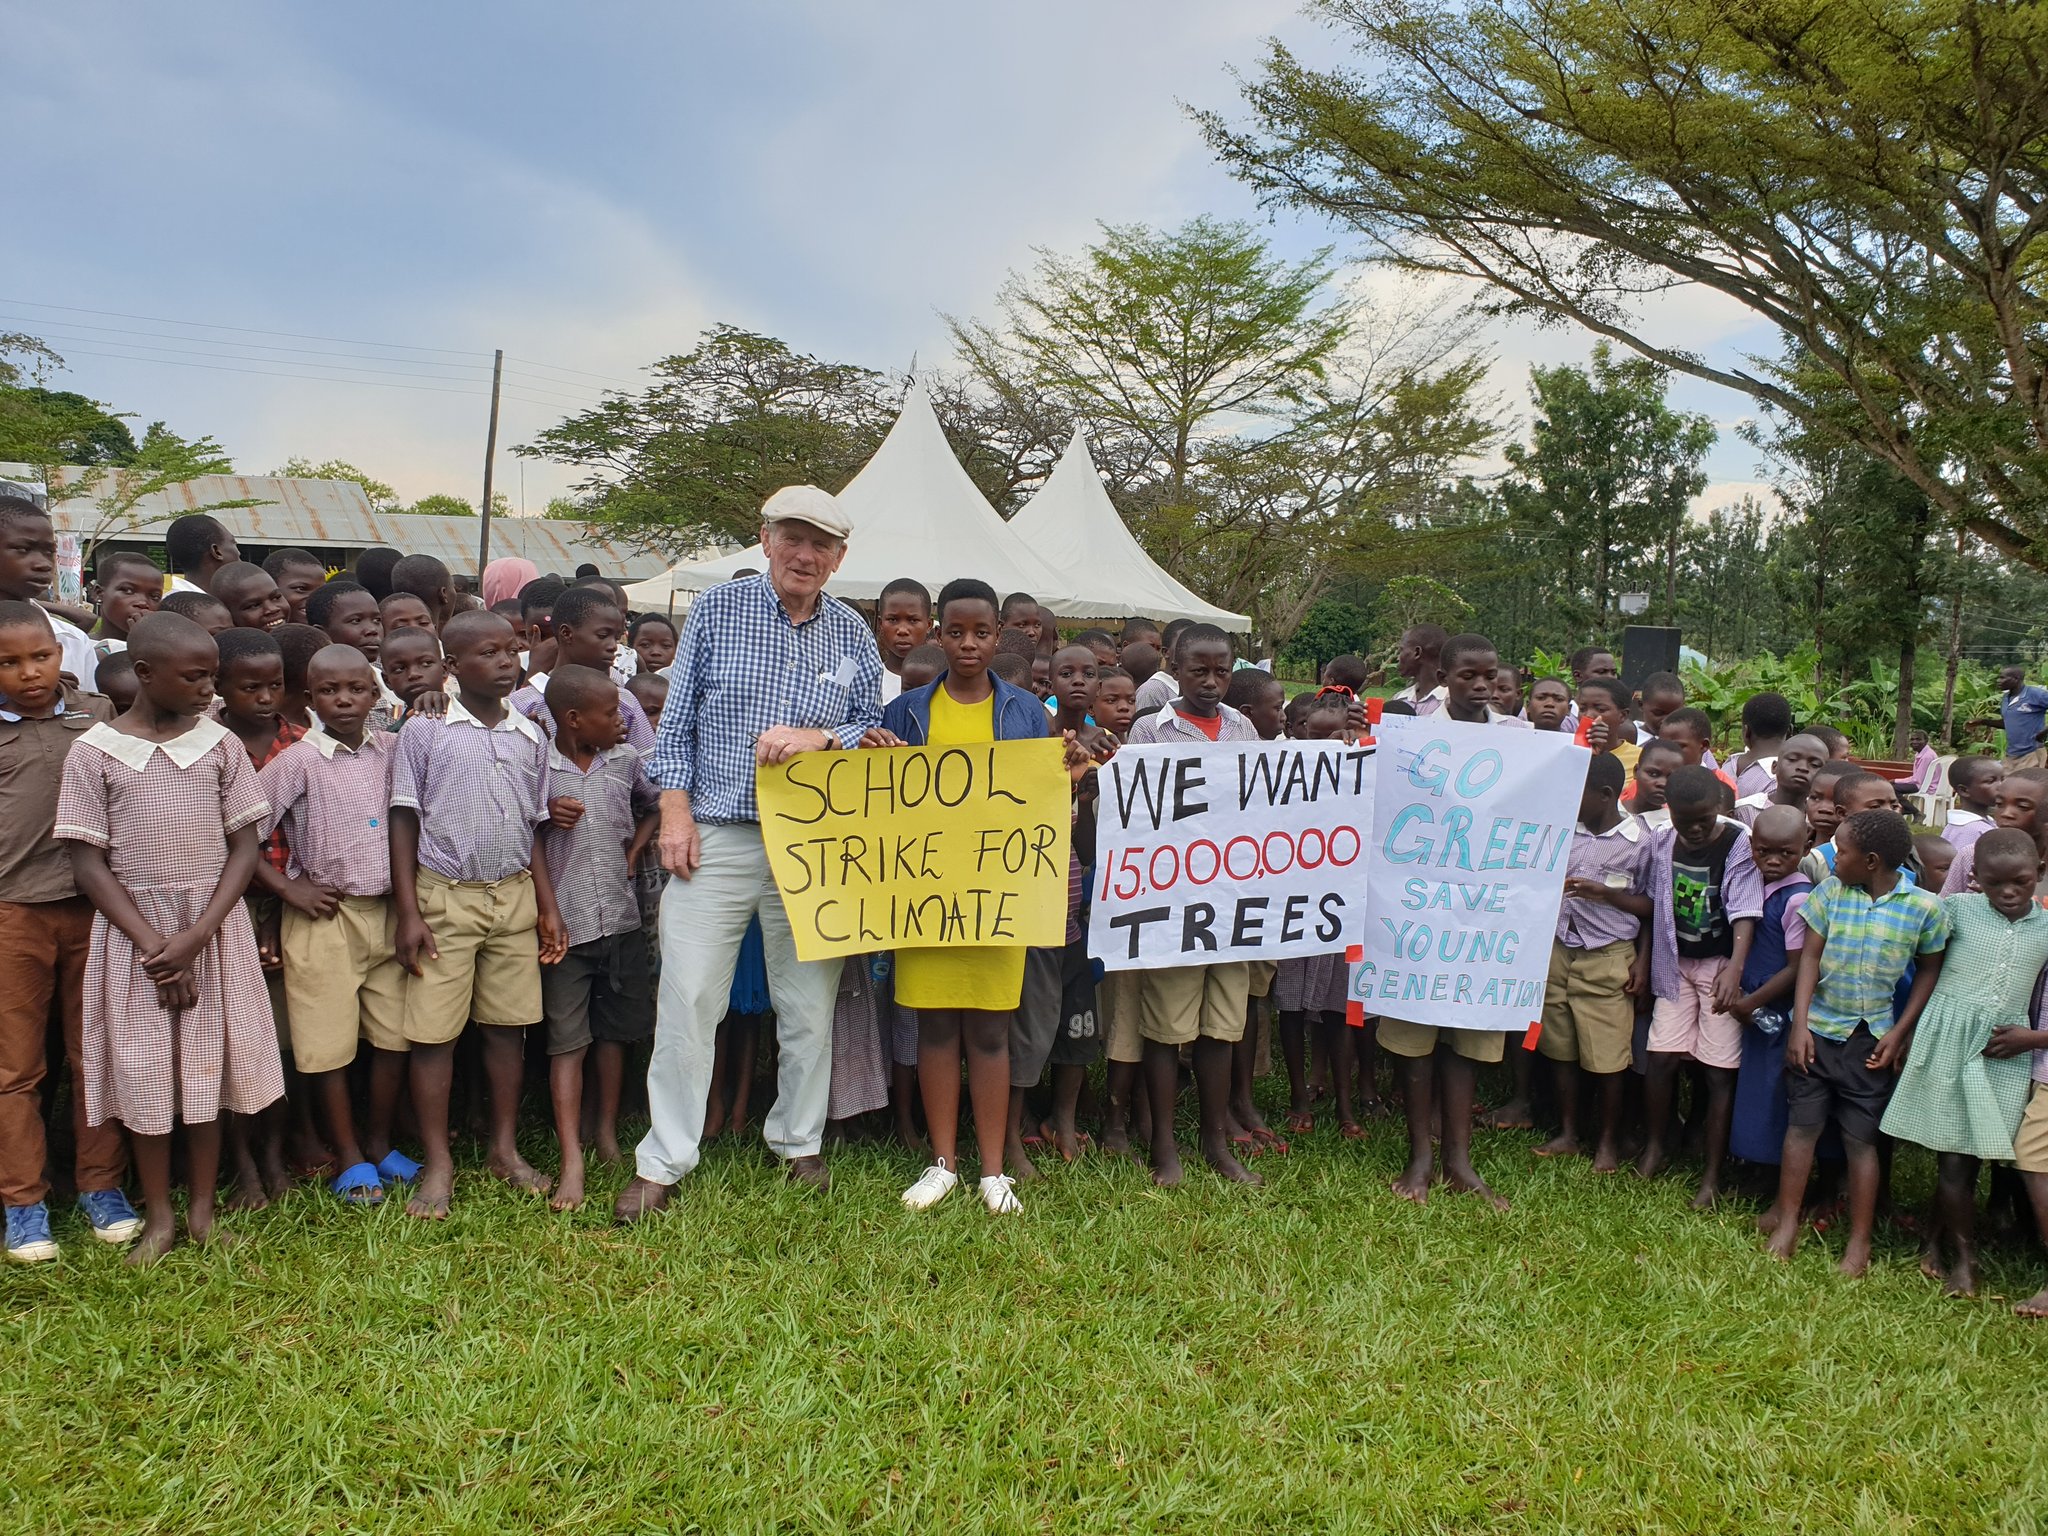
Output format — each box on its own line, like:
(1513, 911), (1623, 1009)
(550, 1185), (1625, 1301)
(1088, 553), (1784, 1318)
(623, 385), (1075, 611)
(1016, 428), (1250, 632)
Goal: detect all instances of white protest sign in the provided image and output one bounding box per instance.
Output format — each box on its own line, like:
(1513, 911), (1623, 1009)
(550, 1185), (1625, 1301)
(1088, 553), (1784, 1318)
(1089, 740), (1373, 971)
(1351, 714), (1589, 1031)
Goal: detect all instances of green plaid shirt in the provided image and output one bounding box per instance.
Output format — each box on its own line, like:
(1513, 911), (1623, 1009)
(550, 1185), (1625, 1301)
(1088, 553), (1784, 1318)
(1802, 876), (1949, 1039)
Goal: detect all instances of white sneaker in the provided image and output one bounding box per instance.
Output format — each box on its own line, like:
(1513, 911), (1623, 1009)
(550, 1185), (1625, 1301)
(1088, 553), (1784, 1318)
(901, 1161), (958, 1210)
(979, 1174), (1022, 1214)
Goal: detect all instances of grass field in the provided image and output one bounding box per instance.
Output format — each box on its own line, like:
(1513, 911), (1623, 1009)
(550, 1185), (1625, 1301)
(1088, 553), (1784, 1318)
(6, 1098), (2048, 1535)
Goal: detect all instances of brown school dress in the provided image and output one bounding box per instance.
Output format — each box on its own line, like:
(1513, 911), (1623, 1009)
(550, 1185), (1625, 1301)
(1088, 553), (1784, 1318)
(53, 718), (285, 1136)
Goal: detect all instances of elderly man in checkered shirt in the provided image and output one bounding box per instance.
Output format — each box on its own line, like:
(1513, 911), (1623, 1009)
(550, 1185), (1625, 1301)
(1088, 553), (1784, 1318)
(615, 486), (887, 1222)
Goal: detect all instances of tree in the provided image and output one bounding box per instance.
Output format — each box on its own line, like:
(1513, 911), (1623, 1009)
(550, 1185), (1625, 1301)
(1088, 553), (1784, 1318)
(409, 492), (477, 518)
(273, 457), (403, 513)
(50, 423), (249, 561)
(949, 218), (1352, 505)
(517, 325), (894, 557)
(1497, 345), (1714, 633)
(1, 337), (139, 466)
(1203, 0), (2048, 566)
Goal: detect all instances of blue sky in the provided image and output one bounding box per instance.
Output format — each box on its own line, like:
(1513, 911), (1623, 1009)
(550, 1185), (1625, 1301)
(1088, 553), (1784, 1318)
(8, 1), (1775, 511)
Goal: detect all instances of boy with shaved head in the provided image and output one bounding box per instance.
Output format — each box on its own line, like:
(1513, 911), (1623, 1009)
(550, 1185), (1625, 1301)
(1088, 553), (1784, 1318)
(258, 644), (416, 1205)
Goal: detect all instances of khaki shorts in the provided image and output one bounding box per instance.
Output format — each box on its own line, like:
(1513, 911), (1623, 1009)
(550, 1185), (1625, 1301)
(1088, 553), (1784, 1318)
(1246, 959), (1277, 1000)
(1537, 940), (1636, 1075)
(282, 896), (409, 1072)
(403, 867), (541, 1044)
(2015, 1081), (2048, 1175)
(1376, 1015), (1506, 1064)
(1101, 968), (1144, 1065)
(1137, 962), (1251, 1047)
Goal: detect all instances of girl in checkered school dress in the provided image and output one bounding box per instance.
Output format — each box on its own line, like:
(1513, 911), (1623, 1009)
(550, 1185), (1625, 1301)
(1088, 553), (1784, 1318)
(54, 613), (284, 1263)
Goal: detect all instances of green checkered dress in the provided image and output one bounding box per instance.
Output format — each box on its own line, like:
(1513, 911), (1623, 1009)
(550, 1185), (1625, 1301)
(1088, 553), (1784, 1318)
(1880, 893), (2048, 1160)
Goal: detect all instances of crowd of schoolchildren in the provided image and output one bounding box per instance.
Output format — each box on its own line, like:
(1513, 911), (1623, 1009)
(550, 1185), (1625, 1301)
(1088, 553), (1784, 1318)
(2, 492), (2046, 1319)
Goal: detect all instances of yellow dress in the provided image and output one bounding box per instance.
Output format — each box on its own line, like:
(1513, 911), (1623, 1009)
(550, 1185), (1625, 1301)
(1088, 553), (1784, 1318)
(892, 685), (1028, 1013)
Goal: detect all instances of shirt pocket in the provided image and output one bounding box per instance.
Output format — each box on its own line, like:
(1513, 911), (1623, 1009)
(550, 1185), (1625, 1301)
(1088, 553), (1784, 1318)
(784, 662), (850, 730)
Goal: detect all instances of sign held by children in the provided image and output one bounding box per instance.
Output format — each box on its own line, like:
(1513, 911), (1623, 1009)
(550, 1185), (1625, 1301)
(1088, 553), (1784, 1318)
(757, 738), (1071, 961)
(1089, 740), (1375, 970)
(1353, 714), (1590, 1031)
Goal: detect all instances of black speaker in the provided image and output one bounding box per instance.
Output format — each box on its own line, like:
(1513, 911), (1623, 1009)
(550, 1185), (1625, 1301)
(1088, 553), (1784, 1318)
(1621, 626), (1681, 696)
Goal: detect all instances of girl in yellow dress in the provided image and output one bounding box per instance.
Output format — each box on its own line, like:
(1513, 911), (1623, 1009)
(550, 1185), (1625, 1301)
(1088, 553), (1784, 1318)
(878, 578), (1050, 1214)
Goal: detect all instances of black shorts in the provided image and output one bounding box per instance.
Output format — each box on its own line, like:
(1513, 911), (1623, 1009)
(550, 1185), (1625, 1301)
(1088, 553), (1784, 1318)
(1784, 1023), (1893, 1145)
(1047, 940), (1103, 1069)
(541, 929), (653, 1056)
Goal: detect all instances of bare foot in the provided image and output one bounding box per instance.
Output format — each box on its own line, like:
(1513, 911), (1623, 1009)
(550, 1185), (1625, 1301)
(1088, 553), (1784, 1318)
(1756, 1206), (1785, 1237)
(124, 1219), (176, 1266)
(488, 1153), (553, 1197)
(1943, 1252), (1979, 1298)
(407, 1165), (454, 1219)
(1006, 1139), (1042, 1183)
(1533, 1133), (1581, 1159)
(1478, 1100), (1533, 1131)
(1358, 1094), (1390, 1119)
(1918, 1242), (1944, 1282)
(1045, 1121), (1084, 1163)
(702, 1104), (726, 1142)
(1838, 1235), (1872, 1277)
(594, 1133), (625, 1167)
(1391, 1158), (1432, 1205)
(1764, 1222), (1799, 1262)
(2013, 1288), (2048, 1319)
(1200, 1135), (1263, 1186)
(550, 1167), (585, 1213)
(1590, 1140), (1622, 1174)
(1690, 1181), (1722, 1212)
(222, 1171), (269, 1213)
(895, 1118), (929, 1155)
(1150, 1143), (1184, 1188)
(1635, 1144), (1668, 1181)
(259, 1148), (294, 1202)
(1444, 1164), (1509, 1212)
(1101, 1121), (1132, 1157)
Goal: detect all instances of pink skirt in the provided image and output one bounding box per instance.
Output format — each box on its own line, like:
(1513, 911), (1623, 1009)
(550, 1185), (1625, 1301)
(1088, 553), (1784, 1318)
(82, 882), (285, 1136)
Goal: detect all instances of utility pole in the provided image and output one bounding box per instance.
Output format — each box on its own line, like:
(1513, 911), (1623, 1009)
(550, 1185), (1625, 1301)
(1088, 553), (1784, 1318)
(477, 348), (503, 576)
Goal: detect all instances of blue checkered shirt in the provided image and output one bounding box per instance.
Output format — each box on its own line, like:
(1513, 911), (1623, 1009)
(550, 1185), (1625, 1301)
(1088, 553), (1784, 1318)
(1802, 875), (1949, 1039)
(646, 574), (883, 824)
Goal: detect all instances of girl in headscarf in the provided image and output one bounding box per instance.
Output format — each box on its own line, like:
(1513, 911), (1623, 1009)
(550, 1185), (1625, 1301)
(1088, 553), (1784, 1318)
(480, 556), (539, 612)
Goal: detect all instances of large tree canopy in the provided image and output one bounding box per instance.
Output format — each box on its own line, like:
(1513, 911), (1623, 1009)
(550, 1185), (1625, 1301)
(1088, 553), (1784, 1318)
(1202, 0), (2048, 563)
(516, 325), (895, 557)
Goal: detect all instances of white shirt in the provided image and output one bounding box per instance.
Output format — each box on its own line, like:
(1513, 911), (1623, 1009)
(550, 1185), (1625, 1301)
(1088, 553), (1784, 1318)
(880, 669), (903, 704)
(41, 607), (99, 691)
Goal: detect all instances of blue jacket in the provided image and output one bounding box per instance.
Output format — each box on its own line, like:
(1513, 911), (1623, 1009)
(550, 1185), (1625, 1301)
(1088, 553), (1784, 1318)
(881, 671), (1050, 746)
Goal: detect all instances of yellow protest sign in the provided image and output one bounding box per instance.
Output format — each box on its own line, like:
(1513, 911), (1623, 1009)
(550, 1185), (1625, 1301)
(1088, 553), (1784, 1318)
(756, 738), (1072, 962)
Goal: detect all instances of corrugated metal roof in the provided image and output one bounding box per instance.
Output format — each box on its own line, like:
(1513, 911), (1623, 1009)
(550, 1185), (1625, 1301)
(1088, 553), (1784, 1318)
(36, 468), (668, 577)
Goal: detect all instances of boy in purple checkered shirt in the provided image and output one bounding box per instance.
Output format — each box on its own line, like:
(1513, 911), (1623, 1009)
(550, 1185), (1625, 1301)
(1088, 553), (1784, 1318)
(389, 610), (567, 1219)
(537, 666), (658, 1212)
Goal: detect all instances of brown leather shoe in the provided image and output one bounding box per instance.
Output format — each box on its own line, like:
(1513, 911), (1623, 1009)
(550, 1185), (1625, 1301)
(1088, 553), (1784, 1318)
(612, 1175), (672, 1224)
(784, 1155), (831, 1194)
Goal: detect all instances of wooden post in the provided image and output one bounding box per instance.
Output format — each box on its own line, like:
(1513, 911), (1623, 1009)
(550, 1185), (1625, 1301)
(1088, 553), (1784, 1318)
(476, 348), (503, 576)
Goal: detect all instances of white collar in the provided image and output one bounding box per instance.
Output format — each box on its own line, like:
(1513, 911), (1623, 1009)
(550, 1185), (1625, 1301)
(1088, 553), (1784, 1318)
(1736, 790), (1773, 808)
(1948, 807), (1987, 824)
(547, 741), (637, 774)
(1578, 811), (1642, 843)
(524, 670), (550, 692)
(304, 722), (386, 759)
(1639, 806), (1672, 830)
(444, 695), (542, 742)
(79, 715), (228, 771)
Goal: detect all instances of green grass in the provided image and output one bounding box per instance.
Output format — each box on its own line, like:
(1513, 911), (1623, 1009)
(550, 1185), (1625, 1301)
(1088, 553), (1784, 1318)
(5, 1101), (2047, 1534)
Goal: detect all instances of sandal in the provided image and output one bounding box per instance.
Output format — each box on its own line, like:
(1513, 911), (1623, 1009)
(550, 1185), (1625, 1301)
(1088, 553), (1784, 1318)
(330, 1162), (385, 1207)
(375, 1150), (423, 1185)
(1285, 1109), (1315, 1135)
(1251, 1126), (1290, 1156)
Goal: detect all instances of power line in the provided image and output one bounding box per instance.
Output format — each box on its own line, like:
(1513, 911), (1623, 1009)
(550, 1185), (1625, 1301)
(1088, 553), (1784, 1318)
(0, 312), (491, 376)
(0, 297), (491, 359)
(41, 344), (498, 396)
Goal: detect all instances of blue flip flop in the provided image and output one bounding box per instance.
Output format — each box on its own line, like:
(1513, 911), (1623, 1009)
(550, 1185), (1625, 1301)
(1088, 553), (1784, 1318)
(331, 1162), (385, 1206)
(376, 1150), (423, 1185)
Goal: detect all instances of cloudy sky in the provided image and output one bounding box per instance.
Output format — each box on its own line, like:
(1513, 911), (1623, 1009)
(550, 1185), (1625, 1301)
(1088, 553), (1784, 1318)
(9, 2), (1776, 513)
